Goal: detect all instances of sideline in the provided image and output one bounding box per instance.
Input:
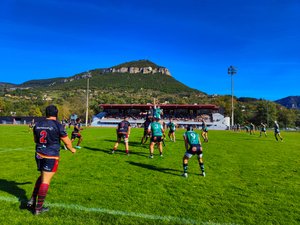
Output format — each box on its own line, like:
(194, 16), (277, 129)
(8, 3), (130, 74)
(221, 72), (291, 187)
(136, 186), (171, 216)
(0, 195), (236, 225)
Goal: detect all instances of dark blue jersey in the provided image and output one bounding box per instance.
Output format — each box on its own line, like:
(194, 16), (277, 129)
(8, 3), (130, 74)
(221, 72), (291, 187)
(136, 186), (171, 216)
(73, 123), (81, 133)
(33, 119), (68, 157)
(143, 120), (151, 131)
(117, 120), (131, 134)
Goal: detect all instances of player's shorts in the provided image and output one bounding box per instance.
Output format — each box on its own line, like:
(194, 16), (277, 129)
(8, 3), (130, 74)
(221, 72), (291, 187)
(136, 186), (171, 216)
(275, 129), (280, 134)
(117, 133), (129, 142)
(150, 136), (163, 143)
(261, 128), (266, 132)
(35, 153), (59, 172)
(168, 129), (175, 134)
(203, 128), (208, 132)
(71, 132), (82, 140)
(184, 144), (202, 158)
(144, 130), (150, 137)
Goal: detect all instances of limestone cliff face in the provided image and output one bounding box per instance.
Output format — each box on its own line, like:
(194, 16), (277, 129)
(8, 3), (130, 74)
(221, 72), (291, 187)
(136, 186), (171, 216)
(103, 66), (171, 76)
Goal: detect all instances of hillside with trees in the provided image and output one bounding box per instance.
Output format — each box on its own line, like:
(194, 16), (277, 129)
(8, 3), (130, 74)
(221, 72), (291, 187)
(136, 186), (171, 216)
(0, 60), (299, 129)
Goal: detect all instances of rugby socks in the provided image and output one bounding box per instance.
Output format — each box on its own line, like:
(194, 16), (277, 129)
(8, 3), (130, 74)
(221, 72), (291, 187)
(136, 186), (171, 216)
(31, 176), (42, 202)
(183, 163), (188, 174)
(35, 183), (49, 211)
(199, 163), (205, 173)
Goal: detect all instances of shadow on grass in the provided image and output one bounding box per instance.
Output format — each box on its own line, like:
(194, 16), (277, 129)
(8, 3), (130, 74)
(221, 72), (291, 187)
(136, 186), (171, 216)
(0, 179), (32, 210)
(83, 146), (112, 154)
(127, 161), (186, 177)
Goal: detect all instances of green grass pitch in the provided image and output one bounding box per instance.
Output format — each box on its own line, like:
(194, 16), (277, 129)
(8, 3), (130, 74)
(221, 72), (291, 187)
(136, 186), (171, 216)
(0, 125), (299, 225)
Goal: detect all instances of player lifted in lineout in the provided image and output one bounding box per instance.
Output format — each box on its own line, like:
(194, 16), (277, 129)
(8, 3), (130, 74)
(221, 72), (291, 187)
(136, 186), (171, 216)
(182, 125), (205, 178)
(112, 116), (131, 155)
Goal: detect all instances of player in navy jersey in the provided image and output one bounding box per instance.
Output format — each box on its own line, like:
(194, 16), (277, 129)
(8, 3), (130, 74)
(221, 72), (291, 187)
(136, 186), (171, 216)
(27, 105), (76, 215)
(71, 118), (83, 149)
(112, 116), (131, 155)
(141, 117), (152, 144)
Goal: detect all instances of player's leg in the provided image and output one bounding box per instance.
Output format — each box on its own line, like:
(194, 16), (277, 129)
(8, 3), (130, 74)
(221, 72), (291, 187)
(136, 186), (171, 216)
(34, 158), (58, 215)
(182, 155), (189, 177)
(172, 132), (176, 142)
(124, 136), (129, 154)
(76, 135), (82, 148)
(198, 153), (205, 177)
(149, 141), (155, 158)
(27, 174), (42, 209)
(113, 136), (121, 153)
(158, 141), (163, 156)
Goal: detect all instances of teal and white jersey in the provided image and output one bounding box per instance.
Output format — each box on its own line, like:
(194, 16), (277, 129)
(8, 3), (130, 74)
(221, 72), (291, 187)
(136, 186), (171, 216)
(154, 108), (162, 119)
(148, 122), (163, 136)
(184, 131), (200, 145)
(168, 122), (176, 131)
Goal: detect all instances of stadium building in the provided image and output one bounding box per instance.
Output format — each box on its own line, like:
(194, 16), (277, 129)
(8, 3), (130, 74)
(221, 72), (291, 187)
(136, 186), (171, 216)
(91, 104), (230, 130)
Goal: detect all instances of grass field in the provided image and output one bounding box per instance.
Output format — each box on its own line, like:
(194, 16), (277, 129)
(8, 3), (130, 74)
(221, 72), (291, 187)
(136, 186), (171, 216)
(0, 125), (299, 225)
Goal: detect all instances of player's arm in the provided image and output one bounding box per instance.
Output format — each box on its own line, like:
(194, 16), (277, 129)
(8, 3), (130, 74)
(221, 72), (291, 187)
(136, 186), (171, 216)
(61, 136), (76, 153)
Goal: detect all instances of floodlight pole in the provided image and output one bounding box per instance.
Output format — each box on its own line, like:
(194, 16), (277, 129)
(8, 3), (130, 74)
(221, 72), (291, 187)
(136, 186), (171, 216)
(85, 71), (91, 127)
(228, 65), (237, 129)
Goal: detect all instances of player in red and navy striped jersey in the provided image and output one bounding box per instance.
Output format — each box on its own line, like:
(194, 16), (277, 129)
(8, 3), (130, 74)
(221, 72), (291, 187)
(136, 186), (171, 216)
(27, 105), (76, 215)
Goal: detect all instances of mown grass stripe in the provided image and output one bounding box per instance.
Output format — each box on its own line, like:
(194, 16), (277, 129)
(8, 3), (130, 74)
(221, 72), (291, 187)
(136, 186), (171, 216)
(0, 196), (236, 225)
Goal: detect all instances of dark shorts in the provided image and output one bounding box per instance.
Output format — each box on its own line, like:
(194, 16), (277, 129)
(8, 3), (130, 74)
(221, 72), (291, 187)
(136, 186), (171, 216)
(71, 132), (82, 140)
(143, 130), (150, 137)
(187, 144), (202, 155)
(168, 129), (175, 134)
(35, 154), (59, 172)
(117, 133), (128, 139)
(150, 136), (162, 143)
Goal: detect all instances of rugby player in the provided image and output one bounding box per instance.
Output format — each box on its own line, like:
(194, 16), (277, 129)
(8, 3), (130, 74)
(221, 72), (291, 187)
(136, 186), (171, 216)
(27, 105), (76, 215)
(182, 125), (205, 177)
(274, 120), (283, 141)
(112, 116), (131, 155)
(167, 118), (176, 142)
(141, 117), (152, 144)
(71, 118), (83, 149)
(148, 117), (164, 158)
(259, 122), (267, 137)
(201, 119), (208, 142)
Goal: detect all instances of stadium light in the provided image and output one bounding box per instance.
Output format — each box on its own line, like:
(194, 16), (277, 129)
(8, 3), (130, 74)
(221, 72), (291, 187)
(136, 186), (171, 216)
(85, 71), (92, 127)
(228, 65), (237, 129)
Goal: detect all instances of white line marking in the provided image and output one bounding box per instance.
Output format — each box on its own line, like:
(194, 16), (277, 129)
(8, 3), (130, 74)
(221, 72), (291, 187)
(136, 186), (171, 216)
(0, 195), (237, 225)
(0, 148), (31, 153)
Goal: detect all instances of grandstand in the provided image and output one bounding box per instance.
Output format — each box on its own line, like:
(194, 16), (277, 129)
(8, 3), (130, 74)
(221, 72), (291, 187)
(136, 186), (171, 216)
(91, 104), (230, 130)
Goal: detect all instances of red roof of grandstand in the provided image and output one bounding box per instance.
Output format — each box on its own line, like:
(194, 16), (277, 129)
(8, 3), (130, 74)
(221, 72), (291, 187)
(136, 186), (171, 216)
(99, 104), (219, 110)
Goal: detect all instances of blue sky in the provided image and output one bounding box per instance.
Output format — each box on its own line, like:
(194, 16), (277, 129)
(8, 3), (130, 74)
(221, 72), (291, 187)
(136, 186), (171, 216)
(1, 0), (299, 100)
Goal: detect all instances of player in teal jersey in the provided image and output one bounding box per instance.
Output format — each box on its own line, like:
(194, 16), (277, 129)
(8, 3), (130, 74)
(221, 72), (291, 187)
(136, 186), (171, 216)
(167, 118), (176, 142)
(274, 120), (283, 141)
(148, 117), (165, 158)
(182, 125), (205, 177)
(259, 122), (267, 137)
(201, 119), (208, 142)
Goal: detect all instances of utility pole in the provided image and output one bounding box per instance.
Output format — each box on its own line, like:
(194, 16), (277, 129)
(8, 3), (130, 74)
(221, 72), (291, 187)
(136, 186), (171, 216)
(85, 71), (92, 127)
(228, 65), (237, 129)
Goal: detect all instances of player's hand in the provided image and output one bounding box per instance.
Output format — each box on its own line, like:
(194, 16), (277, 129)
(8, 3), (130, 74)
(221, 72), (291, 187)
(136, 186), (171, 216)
(70, 148), (76, 154)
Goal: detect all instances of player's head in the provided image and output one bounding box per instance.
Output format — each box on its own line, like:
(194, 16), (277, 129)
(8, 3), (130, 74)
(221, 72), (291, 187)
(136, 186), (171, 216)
(186, 125), (193, 131)
(46, 105), (58, 118)
(76, 118), (81, 123)
(154, 117), (160, 122)
(274, 120), (277, 123)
